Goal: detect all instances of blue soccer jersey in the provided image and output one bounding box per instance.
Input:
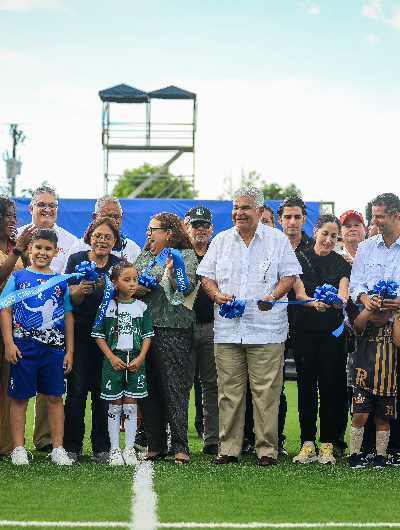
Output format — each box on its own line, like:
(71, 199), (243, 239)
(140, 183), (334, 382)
(2, 267), (72, 352)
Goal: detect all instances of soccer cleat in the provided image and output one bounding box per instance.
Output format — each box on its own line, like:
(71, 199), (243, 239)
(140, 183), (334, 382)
(387, 452), (400, 466)
(92, 451), (110, 463)
(51, 447), (74, 465)
(348, 453), (365, 469)
(319, 443), (336, 464)
(360, 451), (375, 465)
(109, 447), (124, 466)
(373, 454), (387, 468)
(293, 443), (317, 464)
(11, 446), (30, 465)
(122, 446), (138, 466)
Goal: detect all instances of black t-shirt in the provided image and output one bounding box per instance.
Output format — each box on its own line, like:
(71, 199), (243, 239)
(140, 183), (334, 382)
(291, 247), (351, 331)
(66, 251), (123, 339)
(287, 231), (315, 322)
(193, 248), (214, 324)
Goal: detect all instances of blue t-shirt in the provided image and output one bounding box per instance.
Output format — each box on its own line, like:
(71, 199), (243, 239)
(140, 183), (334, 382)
(2, 267), (72, 352)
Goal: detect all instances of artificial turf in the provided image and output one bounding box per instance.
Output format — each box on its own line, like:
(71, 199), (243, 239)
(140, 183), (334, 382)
(0, 383), (399, 530)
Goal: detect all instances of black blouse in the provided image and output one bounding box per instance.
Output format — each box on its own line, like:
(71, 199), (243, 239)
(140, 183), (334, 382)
(291, 247), (351, 331)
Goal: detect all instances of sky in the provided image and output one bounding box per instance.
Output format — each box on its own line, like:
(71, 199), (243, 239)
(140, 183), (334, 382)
(1, 0), (400, 220)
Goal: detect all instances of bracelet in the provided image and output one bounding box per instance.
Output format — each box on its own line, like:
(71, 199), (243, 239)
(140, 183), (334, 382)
(270, 293), (277, 302)
(213, 291), (220, 302)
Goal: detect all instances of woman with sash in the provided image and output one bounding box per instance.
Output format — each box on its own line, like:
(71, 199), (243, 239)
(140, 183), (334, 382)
(291, 214), (350, 465)
(0, 197), (33, 455)
(63, 217), (123, 462)
(134, 212), (197, 464)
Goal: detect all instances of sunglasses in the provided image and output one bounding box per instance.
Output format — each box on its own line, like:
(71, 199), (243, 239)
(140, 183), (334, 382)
(190, 221), (211, 229)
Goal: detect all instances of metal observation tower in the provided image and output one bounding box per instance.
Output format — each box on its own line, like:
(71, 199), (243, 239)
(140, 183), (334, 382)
(99, 84), (196, 198)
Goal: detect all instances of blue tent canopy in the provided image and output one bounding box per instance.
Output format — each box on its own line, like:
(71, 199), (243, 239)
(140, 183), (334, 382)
(98, 84), (149, 104)
(12, 198), (319, 250)
(147, 86), (196, 100)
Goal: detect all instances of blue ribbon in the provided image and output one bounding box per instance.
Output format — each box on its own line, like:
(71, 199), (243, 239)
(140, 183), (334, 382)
(112, 231), (128, 253)
(138, 273), (158, 290)
(219, 299), (246, 319)
(0, 261), (114, 329)
(313, 284), (345, 337)
(257, 283), (346, 337)
(74, 262), (114, 328)
(373, 279), (399, 300)
(0, 272), (86, 309)
(139, 248), (189, 292)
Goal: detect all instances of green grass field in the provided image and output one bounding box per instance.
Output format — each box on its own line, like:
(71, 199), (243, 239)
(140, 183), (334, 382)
(1, 382), (400, 530)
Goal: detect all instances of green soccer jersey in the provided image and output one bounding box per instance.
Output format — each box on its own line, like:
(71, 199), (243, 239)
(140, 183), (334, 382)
(91, 298), (154, 352)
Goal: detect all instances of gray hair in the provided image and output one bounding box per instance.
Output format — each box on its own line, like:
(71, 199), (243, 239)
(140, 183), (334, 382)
(264, 205), (275, 224)
(371, 193), (400, 217)
(233, 186), (264, 210)
(30, 186), (58, 207)
(95, 195), (123, 215)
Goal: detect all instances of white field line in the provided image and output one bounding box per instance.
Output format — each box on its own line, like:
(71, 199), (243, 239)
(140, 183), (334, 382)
(2, 522), (400, 528)
(129, 460), (158, 530)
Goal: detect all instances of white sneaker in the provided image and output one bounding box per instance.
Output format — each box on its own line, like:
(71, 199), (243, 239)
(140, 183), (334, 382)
(11, 446), (30, 465)
(51, 447), (74, 466)
(109, 446), (125, 466)
(122, 446), (138, 466)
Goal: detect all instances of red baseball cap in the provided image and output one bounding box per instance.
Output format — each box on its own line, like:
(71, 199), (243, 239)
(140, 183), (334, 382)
(340, 210), (365, 226)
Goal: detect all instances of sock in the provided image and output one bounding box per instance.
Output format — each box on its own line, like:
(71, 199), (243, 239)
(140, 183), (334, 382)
(350, 426), (364, 455)
(376, 430), (390, 456)
(123, 404), (138, 448)
(108, 404), (122, 449)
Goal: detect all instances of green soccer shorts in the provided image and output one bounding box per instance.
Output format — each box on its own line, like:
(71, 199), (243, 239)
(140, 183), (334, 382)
(101, 350), (147, 400)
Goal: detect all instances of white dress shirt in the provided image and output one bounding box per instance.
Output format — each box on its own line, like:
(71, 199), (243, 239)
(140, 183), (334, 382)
(350, 234), (400, 303)
(61, 237), (141, 273)
(197, 223), (302, 344)
(17, 223), (77, 274)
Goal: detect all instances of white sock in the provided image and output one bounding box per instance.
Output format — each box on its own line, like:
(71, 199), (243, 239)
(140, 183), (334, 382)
(376, 430), (390, 456)
(123, 403), (138, 448)
(350, 426), (364, 455)
(108, 404), (122, 449)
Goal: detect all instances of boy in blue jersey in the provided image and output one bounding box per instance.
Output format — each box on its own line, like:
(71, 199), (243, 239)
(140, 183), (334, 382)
(0, 229), (74, 465)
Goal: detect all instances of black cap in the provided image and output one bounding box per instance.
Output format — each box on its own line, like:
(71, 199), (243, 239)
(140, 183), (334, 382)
(187, 206), (212, 224)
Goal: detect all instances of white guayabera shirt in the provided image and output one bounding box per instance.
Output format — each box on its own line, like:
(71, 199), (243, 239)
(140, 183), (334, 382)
(197, 223), (302, 344)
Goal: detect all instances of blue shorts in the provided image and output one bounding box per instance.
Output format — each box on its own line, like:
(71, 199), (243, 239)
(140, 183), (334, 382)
(8, 338), (65, 400)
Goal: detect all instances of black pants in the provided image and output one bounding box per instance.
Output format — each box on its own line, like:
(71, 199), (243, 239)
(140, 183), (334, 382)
(291, 328), (346, 444)
(140, 326), (194, 455)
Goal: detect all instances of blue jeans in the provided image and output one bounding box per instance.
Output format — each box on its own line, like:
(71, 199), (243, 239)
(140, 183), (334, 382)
(64, 338), (110, 454)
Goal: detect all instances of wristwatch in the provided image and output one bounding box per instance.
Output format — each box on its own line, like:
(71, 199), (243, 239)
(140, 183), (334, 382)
(12, 247), (22, 256)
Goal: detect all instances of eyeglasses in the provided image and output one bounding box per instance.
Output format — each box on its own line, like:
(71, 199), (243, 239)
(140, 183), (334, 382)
(5, 213), (16, 220)
(35, 202), (58, 210)
(261, 218), (272, 225)
(190, 221), (211, 229)
(146, 227), (166, 235)
(105, 214), (122, 221)
(91, 233), (115, 241)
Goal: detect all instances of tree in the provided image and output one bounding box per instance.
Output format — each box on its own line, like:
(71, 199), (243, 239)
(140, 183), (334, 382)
(217, 169), (302, 200)
(112, 163), (196, 199)
(261, 182), (302, 200)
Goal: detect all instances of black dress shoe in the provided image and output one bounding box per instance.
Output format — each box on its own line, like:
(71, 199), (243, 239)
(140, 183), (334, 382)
(278, 439), (288, 456)
(258, 456), (277, 466)
(202, 444), (218, 455)
(210, 454), (239, 465)
(241, 439), (255, 455)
